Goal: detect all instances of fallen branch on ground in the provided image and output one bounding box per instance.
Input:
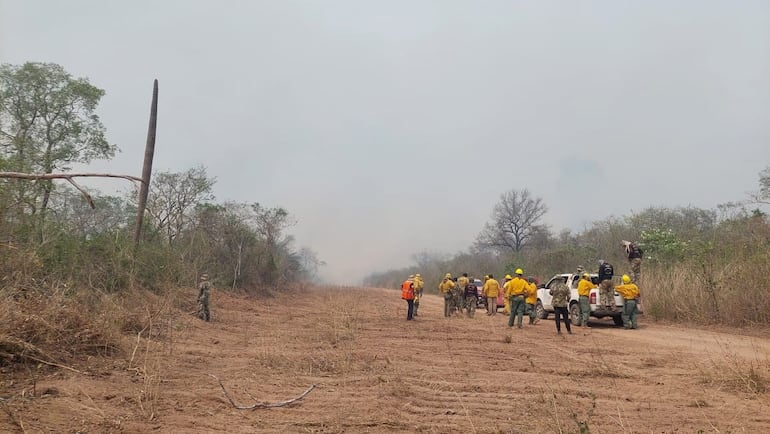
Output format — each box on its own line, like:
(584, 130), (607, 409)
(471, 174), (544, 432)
(208, 374), (316, 410)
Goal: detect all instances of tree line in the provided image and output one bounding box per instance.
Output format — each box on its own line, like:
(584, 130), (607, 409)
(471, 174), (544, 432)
(0, 62), (321, 292)
(365, 181), (770, 327)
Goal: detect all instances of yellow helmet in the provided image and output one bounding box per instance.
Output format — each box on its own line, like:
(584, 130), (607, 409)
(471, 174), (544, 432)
(415, 273), (421, 278)
(515, 268), (523, 275)
(505, 274), (512, 280)
(445, 273), (452, 279)
(622, 275), (631, 284)
(582, 273), (590, 279)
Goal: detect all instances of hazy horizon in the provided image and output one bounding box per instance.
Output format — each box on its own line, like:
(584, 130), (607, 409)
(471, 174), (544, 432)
(2, 1), (768, 283)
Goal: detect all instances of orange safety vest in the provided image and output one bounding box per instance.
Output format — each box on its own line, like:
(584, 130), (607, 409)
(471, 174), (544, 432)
(401, 280), (415, 300)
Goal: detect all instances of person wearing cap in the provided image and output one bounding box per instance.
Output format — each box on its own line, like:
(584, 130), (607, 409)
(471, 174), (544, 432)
(577, 273), (596, 326)
(597, 259), (615, 311)
(506, 269), (529, 328)
(615, 275), (640, 329)
(197, 273), (212, 322)
(401, 275), (416, 320)
(549, 278), (572, 335)
(525, 277), (539, 325)
(413, 273), (424, 317)
(482, 274), (501, 316)
(502, 274), (513, 314)
(439, 273), (456, 317)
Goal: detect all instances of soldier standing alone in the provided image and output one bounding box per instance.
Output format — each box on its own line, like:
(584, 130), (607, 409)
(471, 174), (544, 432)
(197, 273), (211, 322)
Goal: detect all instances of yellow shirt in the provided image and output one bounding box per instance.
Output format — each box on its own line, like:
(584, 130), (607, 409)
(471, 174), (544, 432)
(414, 277), (424, 290)
(483, 279), (500, 297)
(577, 279), (596, 297)
(525, 282), (537, 304)
(439, 279), (456, 293)
(505, 277), (528, 297)
(614, 283), (640, 300)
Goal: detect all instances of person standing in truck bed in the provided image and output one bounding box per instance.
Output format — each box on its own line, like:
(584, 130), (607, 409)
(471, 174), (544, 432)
(623, 240), (644, 284)
(597, 260), (615, 312)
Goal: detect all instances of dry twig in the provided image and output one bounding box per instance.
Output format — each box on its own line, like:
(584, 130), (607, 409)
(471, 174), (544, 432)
(208, 374), (316, 410)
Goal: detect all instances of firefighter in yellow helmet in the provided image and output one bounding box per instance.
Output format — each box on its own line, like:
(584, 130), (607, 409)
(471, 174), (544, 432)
(615, 275), (640, 329)
(439, 273), (456, 317)
(506, 269), (528, 328)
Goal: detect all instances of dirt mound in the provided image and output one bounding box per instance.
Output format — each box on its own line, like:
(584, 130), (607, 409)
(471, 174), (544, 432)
(2, 287), (770, 432)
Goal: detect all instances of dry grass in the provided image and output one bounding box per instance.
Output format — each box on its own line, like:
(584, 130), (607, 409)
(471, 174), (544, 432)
(691, 337), (770, 395)
(642, 255), (770, 326)
(0, 280), (179, 426)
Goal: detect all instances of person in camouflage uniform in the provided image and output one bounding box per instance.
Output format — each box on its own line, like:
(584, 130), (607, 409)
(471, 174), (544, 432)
(197, 273), (211, 322)
(463, 278), (477, 318)
(549, 278), (572, 334)
(597, 259), (615, 311)
(454, 273), (469, 315)
(623, 240), (643, 284)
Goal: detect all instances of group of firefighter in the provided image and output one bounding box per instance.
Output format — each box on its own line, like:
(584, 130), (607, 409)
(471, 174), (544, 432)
(399, 241), (644, 331)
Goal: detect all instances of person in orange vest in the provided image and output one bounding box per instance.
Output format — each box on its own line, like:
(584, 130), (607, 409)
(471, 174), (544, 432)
(401, 276), (416, 321)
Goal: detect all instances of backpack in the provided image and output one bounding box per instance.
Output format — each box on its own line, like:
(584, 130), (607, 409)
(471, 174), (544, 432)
(600, 263), (614, 279)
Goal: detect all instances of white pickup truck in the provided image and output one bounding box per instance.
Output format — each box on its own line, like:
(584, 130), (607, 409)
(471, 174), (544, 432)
(535, 273), (630, 326)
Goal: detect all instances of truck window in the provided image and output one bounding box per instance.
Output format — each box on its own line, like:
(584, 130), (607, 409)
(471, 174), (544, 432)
(547, 277), (567, 289)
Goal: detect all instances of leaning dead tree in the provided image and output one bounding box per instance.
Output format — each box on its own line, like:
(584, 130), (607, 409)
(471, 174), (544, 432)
(133, 79), (159, 245)
(0, 79), (158, 245)
(208, 374), (316, 410)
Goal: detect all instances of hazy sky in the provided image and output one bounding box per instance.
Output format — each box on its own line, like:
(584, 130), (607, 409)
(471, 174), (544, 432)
(2, 1), (769, 283)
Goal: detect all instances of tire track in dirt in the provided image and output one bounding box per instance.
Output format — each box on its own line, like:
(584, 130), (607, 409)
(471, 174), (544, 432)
(2, 286), (769, 433)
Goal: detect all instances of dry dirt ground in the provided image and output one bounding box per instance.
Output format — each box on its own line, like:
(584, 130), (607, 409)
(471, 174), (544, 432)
(2, 287), (770, 433)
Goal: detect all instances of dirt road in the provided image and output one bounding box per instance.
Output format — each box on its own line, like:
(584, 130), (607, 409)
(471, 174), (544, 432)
(2, 287), (769, 433)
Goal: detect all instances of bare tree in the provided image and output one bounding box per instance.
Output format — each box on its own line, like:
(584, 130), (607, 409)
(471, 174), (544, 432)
(750, 165), (770, 206)
(141, 166), (215, 245)
(476, 188), (548, 253)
